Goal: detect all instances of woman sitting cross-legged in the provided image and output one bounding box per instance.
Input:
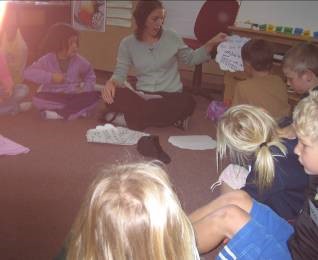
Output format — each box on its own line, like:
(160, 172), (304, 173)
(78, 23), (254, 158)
(101, 0), (227, 130)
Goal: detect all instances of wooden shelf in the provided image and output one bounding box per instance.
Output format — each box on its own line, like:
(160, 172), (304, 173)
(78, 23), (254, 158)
(228, 26), (318, 47)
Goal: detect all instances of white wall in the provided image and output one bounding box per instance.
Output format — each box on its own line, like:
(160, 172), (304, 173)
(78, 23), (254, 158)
(162, 0), (204, 39)
(236, 1), (318, 32)
(163, 1), (318, 37)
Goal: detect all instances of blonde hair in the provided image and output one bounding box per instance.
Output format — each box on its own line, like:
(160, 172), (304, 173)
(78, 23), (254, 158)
(217, 105), (286, 191)
(293, 91), (318, 142)
(66, 162), (199, 260)
(283, 43), (318, 76)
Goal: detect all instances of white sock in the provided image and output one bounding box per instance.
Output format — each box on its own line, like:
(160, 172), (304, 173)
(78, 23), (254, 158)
(45, 110), (63, 120)
(105, 112), (126, 127)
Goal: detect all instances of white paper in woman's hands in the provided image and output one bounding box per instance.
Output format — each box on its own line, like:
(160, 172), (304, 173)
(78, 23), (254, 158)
(215, 35), (250, 72)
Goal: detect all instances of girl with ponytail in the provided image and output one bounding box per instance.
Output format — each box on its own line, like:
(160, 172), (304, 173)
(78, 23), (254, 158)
(214, 104), (308, 220)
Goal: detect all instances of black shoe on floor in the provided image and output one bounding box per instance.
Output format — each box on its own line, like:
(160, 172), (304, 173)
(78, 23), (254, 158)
(137, 135), (171, 164)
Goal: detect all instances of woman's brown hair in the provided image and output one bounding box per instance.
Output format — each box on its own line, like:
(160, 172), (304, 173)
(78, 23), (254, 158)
(133, 0), (164, 41)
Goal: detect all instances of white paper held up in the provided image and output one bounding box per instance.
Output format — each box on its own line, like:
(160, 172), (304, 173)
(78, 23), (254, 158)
(168, 135), (216, 150)
(215, 35), (250, 72)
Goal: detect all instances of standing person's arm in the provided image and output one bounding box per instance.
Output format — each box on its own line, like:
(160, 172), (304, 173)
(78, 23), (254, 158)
(102, 38), (132, 104)
(0, 53), (14, 101)
(9, 29), (28, 83)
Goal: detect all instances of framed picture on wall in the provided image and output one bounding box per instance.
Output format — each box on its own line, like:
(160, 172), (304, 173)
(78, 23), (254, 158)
(72, 0), (106, 32)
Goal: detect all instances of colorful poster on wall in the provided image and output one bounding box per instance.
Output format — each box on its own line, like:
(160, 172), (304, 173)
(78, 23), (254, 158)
(72, 0), (106, 32)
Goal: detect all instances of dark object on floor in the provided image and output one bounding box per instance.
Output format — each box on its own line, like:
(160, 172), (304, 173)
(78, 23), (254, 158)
(137, 135), (171, 164)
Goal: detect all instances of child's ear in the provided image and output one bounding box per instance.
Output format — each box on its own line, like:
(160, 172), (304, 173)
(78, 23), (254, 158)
(303, 69), (315, 83)
(243, 62), (252, 74)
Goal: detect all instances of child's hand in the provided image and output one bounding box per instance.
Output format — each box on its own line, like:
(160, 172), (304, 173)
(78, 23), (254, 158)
(52, 73), (65, 84)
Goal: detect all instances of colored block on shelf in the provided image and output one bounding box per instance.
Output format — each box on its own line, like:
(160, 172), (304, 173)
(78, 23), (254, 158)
(275, 26), (283, 33)
(267, 24), (275, 32)
(259, 24), (267, 31)
(283, 27), (293, 35)
(303, 30), (311, 37)
(293, 28), (303, 36)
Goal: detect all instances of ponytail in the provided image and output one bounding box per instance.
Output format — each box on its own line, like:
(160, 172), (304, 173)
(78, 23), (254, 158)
(254, 139), (286, 192)
(217, 104), (287, 192)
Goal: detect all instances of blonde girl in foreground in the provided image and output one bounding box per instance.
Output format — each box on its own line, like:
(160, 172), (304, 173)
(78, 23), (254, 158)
(212, 104), (308, 221)
(66, 162), (199, 260)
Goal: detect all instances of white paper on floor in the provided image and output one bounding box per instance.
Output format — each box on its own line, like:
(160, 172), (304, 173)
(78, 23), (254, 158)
(86, 123), (149, 145)
(0, 135), (30, 155)
(168, 135), (216, 150)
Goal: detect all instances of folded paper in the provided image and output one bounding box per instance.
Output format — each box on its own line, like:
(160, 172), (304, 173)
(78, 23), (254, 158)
(0, 135), (30, 156)
(168, 135), (216, 150)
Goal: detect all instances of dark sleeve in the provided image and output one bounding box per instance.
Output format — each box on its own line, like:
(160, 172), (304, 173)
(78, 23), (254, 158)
(288, 201), (318, 259)
(243, 139), (309, 220)
(278, 116), (293, 128)
(308, 176), (318, 200)
(241, 168), (281, 204)
(241, 170), (260, 199)
(241, 156), (292, 208)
